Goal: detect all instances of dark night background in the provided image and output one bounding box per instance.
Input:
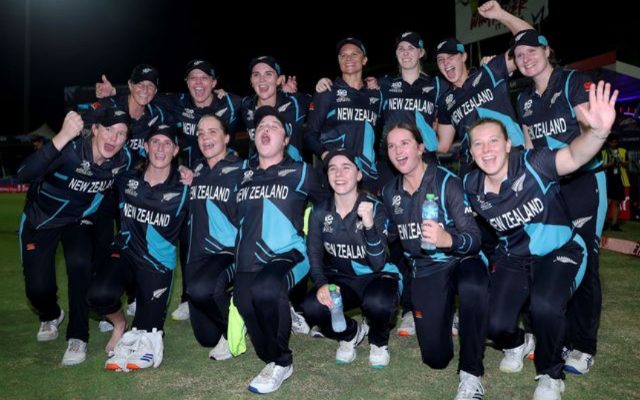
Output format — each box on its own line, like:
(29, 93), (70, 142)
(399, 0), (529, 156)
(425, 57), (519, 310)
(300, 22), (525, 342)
(1, 0), (637, 135)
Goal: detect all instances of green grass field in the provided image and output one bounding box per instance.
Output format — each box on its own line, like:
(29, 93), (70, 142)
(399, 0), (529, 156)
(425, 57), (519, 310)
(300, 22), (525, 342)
(1, 193), (639, 399)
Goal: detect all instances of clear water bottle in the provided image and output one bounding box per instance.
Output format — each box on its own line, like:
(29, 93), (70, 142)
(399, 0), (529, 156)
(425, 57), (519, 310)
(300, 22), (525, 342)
(421, 193), (438, 251)
(328, 284), (346, 332)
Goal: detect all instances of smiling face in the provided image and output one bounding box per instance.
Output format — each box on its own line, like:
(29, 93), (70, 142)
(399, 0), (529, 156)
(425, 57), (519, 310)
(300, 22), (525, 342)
(338, 43), (367, 75)
(255, 115), (288, 161)
(128, 80), (157, 107)
(91, 123), (128, 164)
(144, 134), (178, 169)
(197, 115), (229, 165)
(386, 127), (424, 176)
(513, 45), (551, 79)
(436, 52), (467, 87)
(251, 62), (280, 103)
(469, 121), (512, 180)
(396, 41), (424, 71)
(186, 69), (216, 107)
(327, 155), (361, 196)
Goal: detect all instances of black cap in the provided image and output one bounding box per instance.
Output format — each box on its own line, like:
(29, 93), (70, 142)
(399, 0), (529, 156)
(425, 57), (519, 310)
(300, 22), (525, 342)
(99, 107), (131, 128)
(249, 56), (281, 75)
(395, 31), (424, 49)
(435, 38), (465, 55)
(254, 105), (286, 127)
(336, 37), (367, 56)
(324, 148), (358, 170)
(129, 64), (159, 87)
(185, 59), (216, 78)
(145, 124), (178, 144)
(509, 29), (549, 56)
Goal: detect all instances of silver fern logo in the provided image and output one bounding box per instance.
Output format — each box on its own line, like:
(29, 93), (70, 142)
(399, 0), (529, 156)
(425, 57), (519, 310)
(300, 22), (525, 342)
(511, 174), (526, 195)
(572, 216), (592, 229)
(554, 256), (578, 265)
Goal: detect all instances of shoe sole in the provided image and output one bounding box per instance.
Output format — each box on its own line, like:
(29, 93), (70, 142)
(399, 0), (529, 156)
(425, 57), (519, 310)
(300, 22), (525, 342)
(105, 362), (124, 371)
(563, 365), (587, 375)
(397, 330), (415, 337)
(37, 334), (59, 342)
(527, 352), (535, 361)
(247, 367), (293, 394)
(62, 357), (86, 366)
(499, 364), (523, 373)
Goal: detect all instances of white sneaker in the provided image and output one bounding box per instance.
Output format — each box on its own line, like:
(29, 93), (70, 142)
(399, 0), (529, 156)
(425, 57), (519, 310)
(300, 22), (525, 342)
(171, 301), (190, 321)
(309, 325), (325, 338)
(209, 336), (232, 361)
(126, 328), (164, 369)
(290, 305), (310, 334)
(105, 328), (141, 371)
(452, 313), (460, 336)
(248, 362), (293, 394)
(369, 344), (390, 368)
(533, 374), (565, 400)
(126, 301), (137, 317)
(336, 322), (368, 364)
(499, 339), (535, 373)
(37, 309), (65, 342)
(98, 320), (114, 333)
(61, 338), (87, 366)
(525, 333), (536, 361)
(397, 312), (415, 336)
(455, 370), (484, 400)
(561, 346), (571, 361)
(563, 350), (594, 375)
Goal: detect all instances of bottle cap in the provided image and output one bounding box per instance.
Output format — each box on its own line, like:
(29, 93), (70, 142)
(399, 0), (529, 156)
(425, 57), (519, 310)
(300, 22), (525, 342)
(426, 193), (435, 200)
(328, 284), (337, 291)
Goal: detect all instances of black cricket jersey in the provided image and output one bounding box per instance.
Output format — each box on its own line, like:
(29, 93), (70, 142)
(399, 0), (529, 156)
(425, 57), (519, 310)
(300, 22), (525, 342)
(306, 77), (383, 181)
(187, 154), (247, 264)
(18, 138), (132, 229)
(381, 164), (480, 278)
(307, 192), (401, 289)
(464, 148), (576, 258)
(114, 167), (188, 272)
(240, 91), (311, 161)
(517, 67), (600, 170)
(438, 56), (525, 171)
(235, 157), (328, 278)
(379, 73), (448, 153)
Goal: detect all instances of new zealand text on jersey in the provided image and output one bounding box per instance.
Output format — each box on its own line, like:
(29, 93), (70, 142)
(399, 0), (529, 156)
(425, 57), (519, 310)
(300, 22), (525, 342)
(190, 185), (230, 201)
(388, 98), (435, 114)
(122, 202), (171, 227)
(324, 242), (366, 259)
(69, 178), (114, 193)
(451, 89), (494, 125)
(337, 108), (377, 124)
(527, 117), (567, 140)
(488, 197), (544, 232)
(397, 222), (422, 241)
(236, 184), (289, 202)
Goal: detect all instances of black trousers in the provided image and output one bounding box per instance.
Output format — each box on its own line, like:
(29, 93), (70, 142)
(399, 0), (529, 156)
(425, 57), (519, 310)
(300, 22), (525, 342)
(488, 238), (586, 379)
(563, 171), (605, 355)
(301, 273), (400, 346)
(234, 254), (308, 367)
(87, 251), (173, 331)
(412, 257), (489, 377)
(185, 254), (234, 347)
(20, 218), (94, 342)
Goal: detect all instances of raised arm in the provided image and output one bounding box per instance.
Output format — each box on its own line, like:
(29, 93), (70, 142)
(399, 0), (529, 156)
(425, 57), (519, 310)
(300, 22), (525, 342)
(556, 81), (618, 176)
(478, 0), (534, 73)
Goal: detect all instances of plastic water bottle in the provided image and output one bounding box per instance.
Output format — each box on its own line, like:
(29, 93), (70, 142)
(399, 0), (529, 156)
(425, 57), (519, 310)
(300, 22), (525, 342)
(421, 193), (438, 250)
(328, 284), (346, 332)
